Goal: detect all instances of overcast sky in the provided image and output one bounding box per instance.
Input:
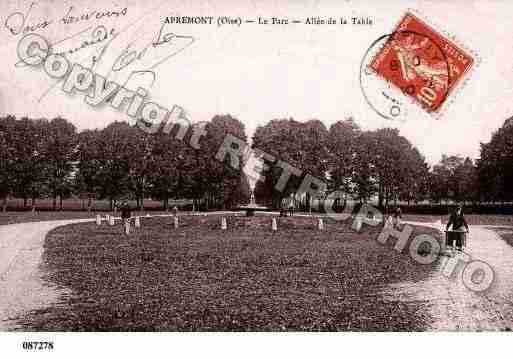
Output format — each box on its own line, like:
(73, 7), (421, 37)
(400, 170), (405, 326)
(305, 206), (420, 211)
(1, 0), (512, 165)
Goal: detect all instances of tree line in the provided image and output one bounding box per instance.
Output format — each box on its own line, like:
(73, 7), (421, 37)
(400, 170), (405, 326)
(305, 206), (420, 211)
(1, 114), (512, 212)
(253, 116), (513, 211)
(0, 114), (249, 211)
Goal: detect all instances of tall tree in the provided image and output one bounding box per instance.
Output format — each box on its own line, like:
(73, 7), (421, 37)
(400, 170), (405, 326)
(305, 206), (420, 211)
(327, 118), (361, 203)
(253, 118), (329, 208)
(95, 122), (133, 209)
(10, 118), (47, 209)
(199, 114), (248, 209)
(0, 115), (16, 211)
(41, 117), (77, 210)
(430, 154), (465, 204)
(147, 131), (184, 210)
(478, 117), (513, 202)
(75, 129), (102, 211)
(454, 157), (479, 204)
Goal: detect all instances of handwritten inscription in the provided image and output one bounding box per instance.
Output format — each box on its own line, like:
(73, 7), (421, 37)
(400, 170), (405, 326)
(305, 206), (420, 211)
(61, 6), (128, 25)
(4, 2), (128, 36)
(4, 2), (52, 35)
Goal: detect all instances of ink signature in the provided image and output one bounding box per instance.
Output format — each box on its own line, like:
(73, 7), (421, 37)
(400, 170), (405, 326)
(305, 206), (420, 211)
(110, 22), (195, 72)
(54, 25), (116, 57)
(28, 5), (196, 102)
(4, 2), (128, 35)
(4, 2), (52, 36)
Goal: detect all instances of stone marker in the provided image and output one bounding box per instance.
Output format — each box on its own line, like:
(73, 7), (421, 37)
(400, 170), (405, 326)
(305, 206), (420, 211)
(135, 216), (141, 228)
(272, 218), (278, 231)
(174, 216), (179, 229)
(384, 216), (393, 229)
(353, 216), (362, 231)
(318, 218), (324, 230)
(96, 215), (102, 226)
(221, 217), (227, 230)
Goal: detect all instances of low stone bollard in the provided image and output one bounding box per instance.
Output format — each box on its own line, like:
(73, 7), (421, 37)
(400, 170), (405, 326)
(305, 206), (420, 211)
(318, 218), (324, 231)
(221, 217), (227, 230)
(174, 216), (179, 229)
(272, 218), (278, 231)
(353, 216), (362, 231)
(96, 215), (102, 226)
(135, 216), (141, 228)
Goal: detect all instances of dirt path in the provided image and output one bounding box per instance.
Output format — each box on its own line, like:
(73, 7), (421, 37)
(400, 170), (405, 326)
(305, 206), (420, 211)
(384, 222), (513, 331)
(0, 212), (242, 330)
(0, 219), (93, 330)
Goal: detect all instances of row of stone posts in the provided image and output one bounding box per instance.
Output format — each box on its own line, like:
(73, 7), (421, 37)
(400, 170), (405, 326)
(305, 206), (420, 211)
(95, 214), (329, 234)
(96, 214), (142, 235)
(218, 216), (326, 231)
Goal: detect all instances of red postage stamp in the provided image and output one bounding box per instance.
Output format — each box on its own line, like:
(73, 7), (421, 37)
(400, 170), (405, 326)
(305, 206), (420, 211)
(370, 12), (474, 113)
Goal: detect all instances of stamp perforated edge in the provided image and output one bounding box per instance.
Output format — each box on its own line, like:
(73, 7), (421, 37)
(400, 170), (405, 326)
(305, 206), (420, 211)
(406, 8), (481, 119)
(366, 9), (481, 119)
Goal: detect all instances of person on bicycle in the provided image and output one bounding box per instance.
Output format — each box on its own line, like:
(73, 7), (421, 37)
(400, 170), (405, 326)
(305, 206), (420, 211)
(446, 205), (469, 251)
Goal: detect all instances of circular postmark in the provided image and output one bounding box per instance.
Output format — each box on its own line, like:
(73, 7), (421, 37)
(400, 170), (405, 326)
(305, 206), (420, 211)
(360, 30), (452, 121)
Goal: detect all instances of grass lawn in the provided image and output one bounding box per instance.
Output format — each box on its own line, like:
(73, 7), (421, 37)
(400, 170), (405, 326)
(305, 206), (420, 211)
(403, 214), (513, 226)
(18, 215), (440, 331)
(0, 211), (96, 226)
(0, 210), (173, 226)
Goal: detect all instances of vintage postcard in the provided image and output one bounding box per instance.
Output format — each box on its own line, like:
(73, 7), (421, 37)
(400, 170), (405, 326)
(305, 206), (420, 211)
(0, 0), (512, 357)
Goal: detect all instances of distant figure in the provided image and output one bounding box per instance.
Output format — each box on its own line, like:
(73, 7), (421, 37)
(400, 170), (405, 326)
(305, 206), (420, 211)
(173, 206), (178, 216)
(446, 205), (469, 251)
(288, 196), (295, 217)
(121, 202), (131, 234)
(393, 206), (402, 227)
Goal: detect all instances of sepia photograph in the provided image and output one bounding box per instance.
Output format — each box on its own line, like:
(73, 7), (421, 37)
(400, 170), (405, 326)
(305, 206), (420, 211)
(0, 0), (512, 357)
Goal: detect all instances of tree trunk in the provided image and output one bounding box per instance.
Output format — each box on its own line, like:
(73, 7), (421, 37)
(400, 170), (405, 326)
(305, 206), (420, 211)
(59, 196), (63, 211)
(23, 197), (28, 209)
(87, 197), (92, 212)
(2, 196), (6, 212)
(31, 197), (36, 213)
(378, 182), (384, 209)
(52, 195), (57, 211)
